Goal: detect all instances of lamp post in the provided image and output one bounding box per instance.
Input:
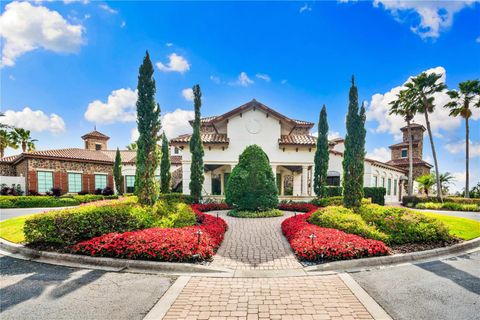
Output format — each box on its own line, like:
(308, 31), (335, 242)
(309, 233), (316, 246)
(196, 230), (203, 244)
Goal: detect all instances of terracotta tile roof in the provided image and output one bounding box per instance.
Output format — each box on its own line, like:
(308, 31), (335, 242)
(0, 155), (21, 163)
(81, 130), (110, 140)
(389, 141), (419, 149)
(279, 135), (317, 146)
(386, 158), (433, 168)
(400, 123), (425, 131)
(1, 149), (137, 164)
(171, 155), (182, 165)
(170, 133), (229, 145)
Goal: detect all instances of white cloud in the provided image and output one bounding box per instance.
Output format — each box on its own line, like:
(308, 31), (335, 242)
(210, 75), (221, 84)
(130, 108), (194, 142)
(166, 42), (173, 47)
(229, 72), (254, 87)
(0, 1), (85, 67)
(366, 66), (465, 140)
(299, 3), (312, 13)
(328, 131), (341, 140)
(84, 88), (137, 124)
(477, 36), (480, 43)
(182, 88), (194, 101)
(445, 140), (480, 158)
(2, 107), (66, 133)
(373, 0), (475, 40)
(120, 21), (126, 28)
(450, 169), (480, 193)
(63, 0), (90, 4)
(367, 147), (391, 162)
(98, 3), (117, 14)
(256, 73), (271, 82)
(281, 79), (288, 85)
(8, 75), (15, 81)
(156, 53), (190, 73)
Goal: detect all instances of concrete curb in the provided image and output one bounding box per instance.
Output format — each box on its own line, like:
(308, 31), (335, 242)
(305, 237), (480, 273)
(143, 276), (191, 320)
(0, 238), (233, 275)
(1, 237), (478, 276)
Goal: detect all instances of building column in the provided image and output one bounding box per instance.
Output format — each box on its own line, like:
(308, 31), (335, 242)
(280, 171), (285, 196)
(220, 170), (225, 195)
(182, 162), (190, 195)
(271, 165), (277, 179)
(301, 165), (308, 196)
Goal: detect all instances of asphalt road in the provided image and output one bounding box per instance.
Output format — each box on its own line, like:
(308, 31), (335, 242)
(352, 250), (480, 320)
(0, 256), (173, 320)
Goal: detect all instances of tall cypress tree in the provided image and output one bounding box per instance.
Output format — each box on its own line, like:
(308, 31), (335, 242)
(134, 51), (161, 205)
(189, 84), (204, 203)
(314, 105), (329, 198)
(343, 76), (366, 209)
(113, 148), (123, 195)
(160, 134), (171, 193)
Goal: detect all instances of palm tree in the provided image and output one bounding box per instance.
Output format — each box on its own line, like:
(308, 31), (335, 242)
(0, 129), (18, 158)
(403, 72), (447, 202)
(445, 80), (480, 198)
(416, 174), (436, 197)
(12, 128), (38, 152)
(438, 172), (455, 195)
(126, 142), (137, 150)
(389, 90), (417, 197)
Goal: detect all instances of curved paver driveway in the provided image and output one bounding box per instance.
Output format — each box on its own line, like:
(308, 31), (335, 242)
(210, 211), (302, 270)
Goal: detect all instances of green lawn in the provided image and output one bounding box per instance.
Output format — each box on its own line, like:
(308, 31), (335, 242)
(0, 214), (38, 243)
(423, 212), (480, 240)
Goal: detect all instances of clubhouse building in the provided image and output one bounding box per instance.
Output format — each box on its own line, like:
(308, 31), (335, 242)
(0, 99), (432, 203)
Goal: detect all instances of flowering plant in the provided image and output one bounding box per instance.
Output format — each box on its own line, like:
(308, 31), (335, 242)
(278, 203), (317, 213)
(281, 211), (390, 261)
(71, 204), (228, 262)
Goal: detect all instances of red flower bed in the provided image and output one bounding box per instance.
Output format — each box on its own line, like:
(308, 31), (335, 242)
(71, 205), (228, 262)
(192, 202), (231, 212)
(282, 212), (390, 261)
(278, 203), (317, 213)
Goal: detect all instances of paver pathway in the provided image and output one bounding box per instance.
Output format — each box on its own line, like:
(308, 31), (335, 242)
(163, 275), (373, 320)
(210, 211), (302, 270)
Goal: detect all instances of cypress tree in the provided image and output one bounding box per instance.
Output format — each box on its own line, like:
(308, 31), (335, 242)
(160, 134), (171, 193)
(113, 148), (123, 195)
(314, 105), (329, 198)
(189, 84), (204, 203)
(342, 76), (366, 209)
(134, 51), (161, 205)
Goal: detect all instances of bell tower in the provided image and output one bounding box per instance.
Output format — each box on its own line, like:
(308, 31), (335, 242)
(81, 128), (110, 151)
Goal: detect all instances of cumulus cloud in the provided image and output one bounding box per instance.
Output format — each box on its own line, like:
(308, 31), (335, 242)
(84, 88), (137, 124)
(256, 73), (271, 82)
(366, 66), (467, 140)
(0, 1), (85, 67)
(229, 72), (254, 87)
(373, 1), (476, 40)
(366, 147), (391, 162)
(2, 107), (66, 133)
(156, 53), (190, 73)
(328, 131), (341, 140)
(130, 109), (194, 142)
(445, 140), (480, 158)
(182, 88), (194, 101)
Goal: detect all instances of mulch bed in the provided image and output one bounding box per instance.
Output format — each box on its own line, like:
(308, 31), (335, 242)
(390, 238), (461, 254)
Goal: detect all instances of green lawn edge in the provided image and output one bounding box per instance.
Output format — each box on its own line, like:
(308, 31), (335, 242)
(0, 213), (40, 243)
(422, 212), (480, 241)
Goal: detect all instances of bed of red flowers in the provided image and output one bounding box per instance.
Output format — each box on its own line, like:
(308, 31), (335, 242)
(278, 203), (317, 213)
(71, 204), (228, 262)
(280, 206), (390, 262)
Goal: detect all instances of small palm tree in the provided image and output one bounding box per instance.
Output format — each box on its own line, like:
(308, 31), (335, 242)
(12, 128), (38, 152)
(389, 90), (417, 197)
(0, 129), (18, 158)
(445, 80), (480, 198)
(126, 142), (137, 150)
(403, 72), (447, 202)
(439, 172), (455, 195)
(416, 174), (436, 197)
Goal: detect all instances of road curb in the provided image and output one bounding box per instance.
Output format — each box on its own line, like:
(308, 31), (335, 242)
(305, 237), (480, 272)
(143, 276), (191, 320)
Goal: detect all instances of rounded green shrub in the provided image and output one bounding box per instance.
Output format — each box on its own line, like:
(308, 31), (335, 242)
(228, 209), (284, 218)
(225, 145), (278, 211)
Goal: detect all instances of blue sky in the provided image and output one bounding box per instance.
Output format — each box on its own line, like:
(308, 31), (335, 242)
(1, 0), (479, 192)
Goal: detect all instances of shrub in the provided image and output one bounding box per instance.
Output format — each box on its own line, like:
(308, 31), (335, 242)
(225, 145), (278, 211)
(157, 193), (194, 204)
(416, 202), (480, 212)
(1, 186), (20, 196)
(308, 206), (388, 242)
(28, 190), (40, 196)
(0, 196), (81, 209)
(102, 187), (114, 196)
(78, 190), (89, 195)
(70, 205), (228, 262)
(152, 201), (197, 228)
(228, 209), (284, 218)
(50, 187), (62, 197)
(358, 204), (452, 244)
(310, 196), (343, 207)
(0, 198), (15, 208)
(363, 187), (386, 205)
(325, 186), (343, 197)
(281, 212), (390, 261)
(402, 196), (480, 206)
(94, 188), (103, 195)
(24, 204), (148, 246)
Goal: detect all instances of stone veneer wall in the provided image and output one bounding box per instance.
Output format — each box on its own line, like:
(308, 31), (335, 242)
(25, 158), (114, 193)
(291, 127), (310, 135)
(84, 139), (108, 151)
(391, 146), (423, 160)
(0, 163), (16, 176)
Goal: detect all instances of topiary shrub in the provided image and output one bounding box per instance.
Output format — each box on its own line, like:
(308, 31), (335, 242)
(225, 145), (278, 211)
(363, 187), (386, 205)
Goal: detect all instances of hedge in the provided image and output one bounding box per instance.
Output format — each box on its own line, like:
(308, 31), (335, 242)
(228, 209), (284, 218)
(402, 196), (480, 206)
(325, 186), (343, 197)
(310, 196), (371, 207)
(310, 187), (386, 206)
(363, 187), (386, 205)
(0, 194), (119, 209)
(416, 202), (480, 212)
(157, 193), (194, 204)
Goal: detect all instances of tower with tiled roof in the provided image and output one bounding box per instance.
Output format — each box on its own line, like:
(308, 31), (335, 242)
(81, 129), (110, 151)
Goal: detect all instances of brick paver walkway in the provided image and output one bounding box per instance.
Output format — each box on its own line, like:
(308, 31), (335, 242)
(210, 211), (302, 270)
(163, 275), (373, 320)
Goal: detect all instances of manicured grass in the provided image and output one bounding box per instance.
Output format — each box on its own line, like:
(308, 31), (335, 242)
(0, 213), (38, 243)
(228, 209), (284, 218)
(422, 212), (480, 240)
